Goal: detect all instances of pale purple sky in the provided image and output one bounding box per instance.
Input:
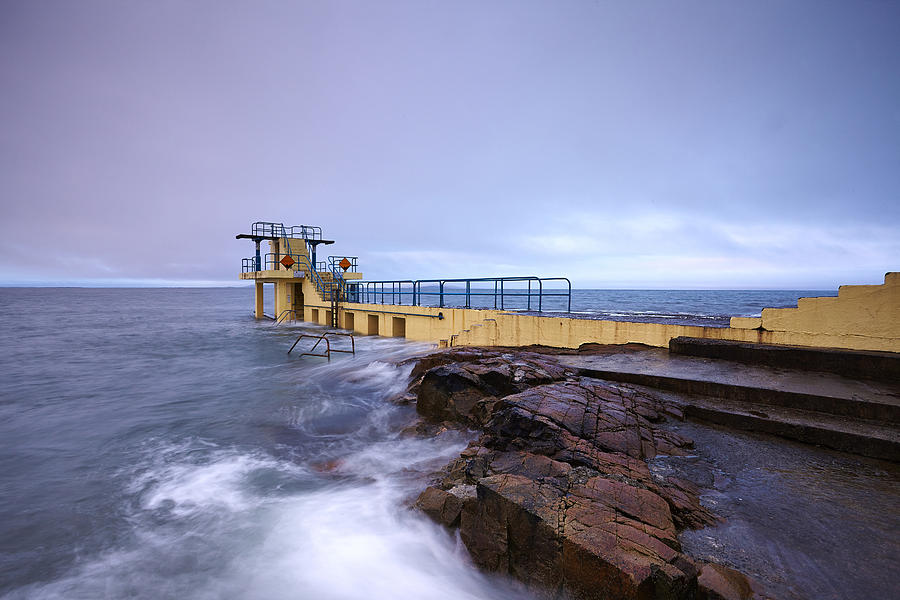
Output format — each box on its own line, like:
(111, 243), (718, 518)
(1, 1), (898, 288)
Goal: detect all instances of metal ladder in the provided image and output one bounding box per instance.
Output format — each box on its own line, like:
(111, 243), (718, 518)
(329, 283), (340, 328)
(287, 332), (355, 360)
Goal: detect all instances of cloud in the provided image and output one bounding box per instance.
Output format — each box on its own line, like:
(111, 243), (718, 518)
(1, 2), (897, 289)
(517, 211), (897, 287)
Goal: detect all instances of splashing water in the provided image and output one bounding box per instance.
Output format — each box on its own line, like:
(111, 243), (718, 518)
(0, 288), (532, 600)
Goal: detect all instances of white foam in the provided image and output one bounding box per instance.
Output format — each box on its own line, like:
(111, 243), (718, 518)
(223, 483), (526, 600)
(6, 434), (529, 600)
(136, 451), (299, 516)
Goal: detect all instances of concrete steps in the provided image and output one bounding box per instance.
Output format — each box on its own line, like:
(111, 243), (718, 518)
(670, 336), (900, 383)
(645, 387), (899, 462)
(557, 348), (900, 461)
(569, 366), (900, 423)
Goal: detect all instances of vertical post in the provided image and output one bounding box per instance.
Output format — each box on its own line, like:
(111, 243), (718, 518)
(527, 280), (532, 311)
(465, 281), (471, 308)
(255, 281), (264, 319)
(255, 240), (261, 272)
(439, 281), (444, 308)
(538, 279), (543, 312)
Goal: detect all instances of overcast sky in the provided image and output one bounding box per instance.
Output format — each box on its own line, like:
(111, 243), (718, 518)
(1, 1), (897, 289)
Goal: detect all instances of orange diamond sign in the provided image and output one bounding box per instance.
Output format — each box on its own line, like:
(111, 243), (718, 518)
(280, 255), (295, 268)
(339, 257), (351, 271)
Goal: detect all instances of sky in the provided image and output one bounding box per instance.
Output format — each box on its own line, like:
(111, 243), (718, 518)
(1, 1), (898, 289)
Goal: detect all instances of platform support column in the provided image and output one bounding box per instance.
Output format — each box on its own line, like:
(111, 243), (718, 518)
(255, 281), (264, 319)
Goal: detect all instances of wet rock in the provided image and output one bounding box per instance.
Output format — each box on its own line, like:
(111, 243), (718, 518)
(697, 562), (760, 600)
(414, 486), (465, 528)
(460, 471), (698, 600)
(486, 379), (692, 460)
(653, 476), (719, 530)
(414, 351), (571, 427)
(407, 348), (743, 600)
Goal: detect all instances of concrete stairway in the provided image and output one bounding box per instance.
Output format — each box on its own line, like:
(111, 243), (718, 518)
(557, 341), (900, 462)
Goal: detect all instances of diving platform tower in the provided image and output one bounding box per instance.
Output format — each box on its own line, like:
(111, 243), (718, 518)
(237, 222), (362, 325)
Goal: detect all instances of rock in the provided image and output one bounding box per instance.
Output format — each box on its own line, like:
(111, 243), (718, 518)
(486, 379), (692, 460)
(653, 477), (720, 530)
(460, 471), (698, 600)
(697, 563), (760, 600)
(415, 352), (571, 427)
(414, 486), (465, 528)
(406, 348), (745, 600)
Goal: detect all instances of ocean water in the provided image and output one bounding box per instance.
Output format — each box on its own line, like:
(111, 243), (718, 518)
(0, 288), (532, 600)
(0, 287), (850, 598)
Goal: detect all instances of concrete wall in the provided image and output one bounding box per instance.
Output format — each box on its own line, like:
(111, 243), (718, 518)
(251, 267), (900, 354)
(752, 272), (900, 342)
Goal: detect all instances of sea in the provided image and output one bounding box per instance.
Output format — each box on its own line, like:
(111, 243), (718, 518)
(2, 286), (896, 600)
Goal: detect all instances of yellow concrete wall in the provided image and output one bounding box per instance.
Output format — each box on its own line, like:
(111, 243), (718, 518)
(756, 272), (899, 340)
(728, 272), (899, 351)
(332, 273), (900, 352)
(245, 266), (899, 353)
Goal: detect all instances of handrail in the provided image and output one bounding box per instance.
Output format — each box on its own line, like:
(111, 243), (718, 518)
(328, 256), (359, 273)
(251, 222), (323, 241)
(288, 332), (356, 360)
(350, 280), (415, 305)
(273, 309), (301, 326)
(349, 276), (571, 312)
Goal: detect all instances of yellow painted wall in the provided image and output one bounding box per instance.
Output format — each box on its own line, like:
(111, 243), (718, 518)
(245, 264), (900, 353)
(750, 272), (900, 342)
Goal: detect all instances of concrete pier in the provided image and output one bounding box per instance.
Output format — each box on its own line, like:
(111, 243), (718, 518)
(236, 222), (900, 354)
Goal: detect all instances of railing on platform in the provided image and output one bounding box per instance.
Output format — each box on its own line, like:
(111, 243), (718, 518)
(347, 280), (415, 305)
(250, 222), (323, 241)
(328, 256), (359, 273)
(288, 332), (356, 360)
(242, 257), (257, 272)
(346, 276), (571, 313)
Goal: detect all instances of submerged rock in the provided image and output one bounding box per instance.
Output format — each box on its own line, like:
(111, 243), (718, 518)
(697, 563), (761, 600)
(409, 348), (760, 600)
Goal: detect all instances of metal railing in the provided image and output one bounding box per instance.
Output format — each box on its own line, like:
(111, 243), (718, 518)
(273, 309), (302, 326)
(242, 257), (258, 272)
(242, 252), (341, 302)
(346, 276), (571, 312)
(328, 256), (359, 273)
(250, 222), (323, 241)
(347, 280), (416, 305)
(288, 332), (356, 360)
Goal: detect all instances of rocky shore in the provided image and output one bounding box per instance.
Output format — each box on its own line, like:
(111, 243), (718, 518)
(402, 347), (768, 600)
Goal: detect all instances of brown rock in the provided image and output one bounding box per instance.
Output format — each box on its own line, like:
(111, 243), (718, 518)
(415, 353), (571, 427)
(406, 348), (743, 600)
(486, 379), (693, 460)
(414, 486), (465, 528)
(460, 472), (698, 600)
(697, 563), (760, 600)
